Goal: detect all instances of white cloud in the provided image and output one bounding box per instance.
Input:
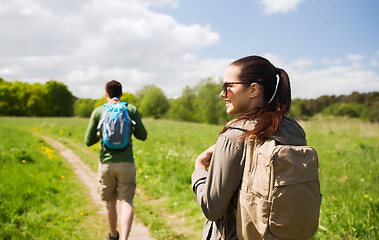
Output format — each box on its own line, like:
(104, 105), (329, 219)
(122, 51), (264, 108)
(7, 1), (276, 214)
(259, 0), (306, 14)
(347, 54), (364, 68)
(1, 0), (377, 101)
(0, 66), (23, 76)
(263, 53), (379, 99)
(291, 66), (379, 98)
(145, 0), (180, 8)
(0, 0), (221, 99)
(321, 58), (343, 65)
(291, 58), (314, 69)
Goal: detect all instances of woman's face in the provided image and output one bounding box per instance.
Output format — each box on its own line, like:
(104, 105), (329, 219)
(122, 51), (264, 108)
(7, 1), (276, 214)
(220, 65), (255, 115)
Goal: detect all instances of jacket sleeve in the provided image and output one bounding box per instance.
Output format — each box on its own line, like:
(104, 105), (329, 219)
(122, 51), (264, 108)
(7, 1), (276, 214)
(192, 133), (245, 221)
(85, 108), (101, 146)
(129, 107), (147, 141)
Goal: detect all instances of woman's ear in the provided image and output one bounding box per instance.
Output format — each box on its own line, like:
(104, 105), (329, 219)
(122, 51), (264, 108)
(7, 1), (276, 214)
(249, 83), (262, 98)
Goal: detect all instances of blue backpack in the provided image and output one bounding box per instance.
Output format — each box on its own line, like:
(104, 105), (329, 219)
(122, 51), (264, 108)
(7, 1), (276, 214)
(97, 102), (135, 150)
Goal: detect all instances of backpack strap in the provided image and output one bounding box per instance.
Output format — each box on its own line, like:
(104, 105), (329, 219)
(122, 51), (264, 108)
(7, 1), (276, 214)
(120, 102), (136, 126)
(97, 103), (110, 130)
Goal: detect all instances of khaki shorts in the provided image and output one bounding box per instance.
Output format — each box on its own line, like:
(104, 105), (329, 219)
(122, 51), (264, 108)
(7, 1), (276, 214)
(98, 162), (136, 204)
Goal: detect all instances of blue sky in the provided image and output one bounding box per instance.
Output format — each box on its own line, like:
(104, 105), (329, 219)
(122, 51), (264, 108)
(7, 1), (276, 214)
(0, 0), (378, 99)
(160, 0), (378, 59)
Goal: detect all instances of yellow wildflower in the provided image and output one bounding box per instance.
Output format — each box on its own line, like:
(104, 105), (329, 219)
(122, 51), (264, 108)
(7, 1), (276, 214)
(364, 194), (369, 198)
(21, 160), (26, 164)
(64, 217), (74, 222)
(61, 176), (65, 179)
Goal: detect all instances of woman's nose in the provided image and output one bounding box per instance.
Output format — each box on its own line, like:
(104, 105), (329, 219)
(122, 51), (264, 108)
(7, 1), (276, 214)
(220, 90), (226, 98)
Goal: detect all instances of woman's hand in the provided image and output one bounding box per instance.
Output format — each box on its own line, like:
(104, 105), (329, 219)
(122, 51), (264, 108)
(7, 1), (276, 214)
(195, 144), (216, 169)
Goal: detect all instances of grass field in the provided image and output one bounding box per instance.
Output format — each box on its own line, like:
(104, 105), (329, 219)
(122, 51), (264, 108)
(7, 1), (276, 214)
(0, 116), (378, 239)
(0, 122), (107, 239)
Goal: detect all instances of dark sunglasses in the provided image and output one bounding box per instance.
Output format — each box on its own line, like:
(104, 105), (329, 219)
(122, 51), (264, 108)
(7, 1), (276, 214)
(221, 82), (251, 97)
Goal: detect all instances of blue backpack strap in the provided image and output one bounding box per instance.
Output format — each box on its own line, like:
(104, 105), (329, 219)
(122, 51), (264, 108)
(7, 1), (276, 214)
(120, 101), (129, 118)
(120, 102), (136, 126)
(97, 103), (110, 130)
(120, 101), (128, 108)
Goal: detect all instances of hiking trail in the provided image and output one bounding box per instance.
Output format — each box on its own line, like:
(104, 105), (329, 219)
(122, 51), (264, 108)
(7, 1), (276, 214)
(43, 135), (155, 240)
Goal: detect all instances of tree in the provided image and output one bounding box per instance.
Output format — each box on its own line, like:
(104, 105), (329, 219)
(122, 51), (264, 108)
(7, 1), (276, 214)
(135, 84), (156, 107)
(168, 86), (197, 122)
(43, 80), (74, 116)
(120, 92), (137, 106)
(289, 98), (308, 119)
(0, 81), (31, 116)
(344, 91), (365, 104)
(0, 79), (74, 116)
(194, 78), (229, 124)
(360, 101), (379, 122)
(26, 83), (46, 116)
(0, 81), (12, 115)
(74, 99), (96, 118)
(336, 103), (361, 118)
(139, 85), (169, 118)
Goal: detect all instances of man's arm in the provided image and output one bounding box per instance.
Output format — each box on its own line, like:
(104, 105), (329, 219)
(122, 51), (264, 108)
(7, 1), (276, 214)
(129, 106), (147, 141)
(85, 108), (101, 146)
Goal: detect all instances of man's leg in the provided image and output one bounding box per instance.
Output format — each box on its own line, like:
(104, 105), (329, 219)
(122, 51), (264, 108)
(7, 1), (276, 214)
(120, 200), (133, 240)
(106, 200), (118, 238)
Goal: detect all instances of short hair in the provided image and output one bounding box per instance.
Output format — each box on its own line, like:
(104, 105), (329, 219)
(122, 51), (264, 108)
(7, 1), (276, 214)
(105, 80), (122, 98)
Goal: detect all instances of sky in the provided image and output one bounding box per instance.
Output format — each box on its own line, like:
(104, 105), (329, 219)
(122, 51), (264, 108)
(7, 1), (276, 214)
(1, 0), (378, 99)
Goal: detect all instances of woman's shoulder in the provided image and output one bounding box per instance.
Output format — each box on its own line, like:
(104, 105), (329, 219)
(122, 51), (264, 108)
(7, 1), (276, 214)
(271, 116), (307, 145)
(224, 119), (255, 136)
(219, 120), (254, 144)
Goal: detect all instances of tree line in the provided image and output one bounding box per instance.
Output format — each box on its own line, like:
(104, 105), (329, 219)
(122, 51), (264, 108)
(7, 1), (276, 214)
(1, 78), (378, 122)
(0, 78), (73, 116)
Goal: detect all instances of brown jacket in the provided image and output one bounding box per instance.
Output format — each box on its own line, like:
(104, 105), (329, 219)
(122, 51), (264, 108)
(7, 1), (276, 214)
(192, 119), (254, 240)
(192, 117), (307, 240)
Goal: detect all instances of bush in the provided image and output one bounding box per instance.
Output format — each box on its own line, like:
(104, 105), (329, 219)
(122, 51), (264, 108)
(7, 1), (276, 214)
(74, 99), (96, 118)
(360, 101), (379, 122)
(322, 103), (367, 119)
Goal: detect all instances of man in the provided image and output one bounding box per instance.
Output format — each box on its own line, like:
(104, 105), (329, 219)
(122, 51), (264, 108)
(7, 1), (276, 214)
(85, 80), (147, 240)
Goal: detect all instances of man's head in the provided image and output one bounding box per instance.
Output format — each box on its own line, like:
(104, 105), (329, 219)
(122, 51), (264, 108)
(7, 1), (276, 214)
(105, 80), (123, 99)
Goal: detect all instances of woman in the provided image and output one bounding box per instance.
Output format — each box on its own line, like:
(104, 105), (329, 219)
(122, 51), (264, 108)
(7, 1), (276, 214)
(192, 56), (308, 239)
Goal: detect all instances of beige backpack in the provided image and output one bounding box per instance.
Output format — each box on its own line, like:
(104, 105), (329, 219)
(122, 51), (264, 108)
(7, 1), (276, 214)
(236, 139), (322, 240)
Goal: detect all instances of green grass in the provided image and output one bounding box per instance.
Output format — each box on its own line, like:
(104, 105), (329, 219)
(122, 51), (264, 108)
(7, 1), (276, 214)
(0, 123), (106, 239)
(0, 116), (378, 239)
(302, 118), (378, 239)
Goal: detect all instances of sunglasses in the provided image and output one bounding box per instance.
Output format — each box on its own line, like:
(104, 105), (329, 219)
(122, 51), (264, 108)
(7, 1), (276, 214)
(221, 82), (251, 97)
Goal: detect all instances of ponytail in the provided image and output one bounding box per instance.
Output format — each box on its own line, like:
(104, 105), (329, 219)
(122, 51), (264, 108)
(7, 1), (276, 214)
(269, 68), (291, 116)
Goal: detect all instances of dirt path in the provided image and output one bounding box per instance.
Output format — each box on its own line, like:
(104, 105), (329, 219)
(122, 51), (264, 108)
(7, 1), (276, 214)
(42, 136), (155, 240)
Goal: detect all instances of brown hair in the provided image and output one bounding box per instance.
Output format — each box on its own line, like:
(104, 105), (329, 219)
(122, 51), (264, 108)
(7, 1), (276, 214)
(221, 56), (291, 139)
(105, 80), (122, 98)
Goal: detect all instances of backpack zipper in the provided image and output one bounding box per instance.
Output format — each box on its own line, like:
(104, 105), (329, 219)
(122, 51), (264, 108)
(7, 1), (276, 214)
(247, 143), (258, 190)
(268, 147), (280, 201)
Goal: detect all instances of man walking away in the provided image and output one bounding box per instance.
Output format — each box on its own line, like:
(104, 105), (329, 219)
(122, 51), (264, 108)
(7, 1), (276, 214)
(85, 80), (147, 240)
